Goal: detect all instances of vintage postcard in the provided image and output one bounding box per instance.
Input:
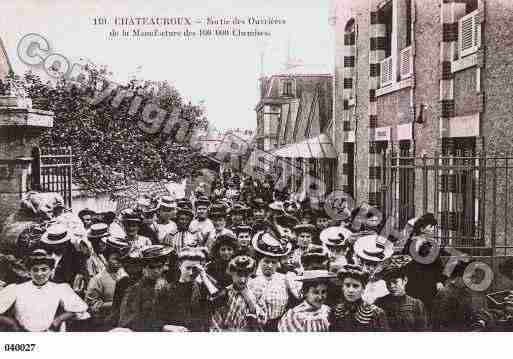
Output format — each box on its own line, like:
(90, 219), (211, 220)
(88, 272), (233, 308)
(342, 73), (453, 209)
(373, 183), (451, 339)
(0, 0), (512, 358)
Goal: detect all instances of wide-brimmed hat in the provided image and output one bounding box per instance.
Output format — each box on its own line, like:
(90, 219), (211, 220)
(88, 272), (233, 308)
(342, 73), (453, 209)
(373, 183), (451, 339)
(159, 196), (177, 209)
(301, 245), (330, 264)
(211, 233), (239, 256)
(275, 214), (299, 229)
(353, 233), (393, 262)
(320, 226), (354, 248)
(252, 231), (292, 258)
(40, 224), (71, 245)
(228, 255), (255, 274)
(284, 200), (299, 212)
(177, 247), (207, 262)
(379, 255), (413, 280)
(140, 245), (173, 264)
(293, 224), (316, 235)
(177, 198), (194, 209)
(234, 225), (252, 235)
(337, 264), (370, 284)
(97, 211), (116, 225)
(176, 207), (194, 218)
(269, 201), (284, 212)
(120, 209), (142, 224)
(120, 246), (144, 265)
(487, 290), (513, 306)
(300, 207), (315, 219)
(137, 197), (158, 214)
(229, 203), (249, 216)
(296, 269), (336, 284)
(251, 198), (267, 210)
(25, 249), (55, 268)
(78, 208), (96, 219)
(194, 196), (210, 208)
(87, 223), (110, 240)
(104, 236), (131, 256)
(209, 204), (228, 219)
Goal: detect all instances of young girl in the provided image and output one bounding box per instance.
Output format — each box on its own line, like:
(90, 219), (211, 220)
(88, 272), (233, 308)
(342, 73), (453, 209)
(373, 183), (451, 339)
(278, 270), (335, 332)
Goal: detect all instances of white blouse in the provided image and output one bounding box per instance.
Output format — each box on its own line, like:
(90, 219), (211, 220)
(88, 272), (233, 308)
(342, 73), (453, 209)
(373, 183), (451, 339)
(0, 281), (88, 332)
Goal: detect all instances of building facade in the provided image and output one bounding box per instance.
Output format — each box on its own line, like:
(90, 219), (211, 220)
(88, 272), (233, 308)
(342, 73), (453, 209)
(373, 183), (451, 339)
(332, 0), (513, 249)
(250, 72), (336, 197)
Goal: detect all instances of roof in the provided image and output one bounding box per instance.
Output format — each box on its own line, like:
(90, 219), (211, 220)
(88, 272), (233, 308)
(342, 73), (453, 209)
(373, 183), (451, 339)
(272, 133), (337, 159)
(0, 36), (13, 79)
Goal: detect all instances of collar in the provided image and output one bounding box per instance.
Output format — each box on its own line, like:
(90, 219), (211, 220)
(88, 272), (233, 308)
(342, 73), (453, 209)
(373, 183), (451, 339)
(31, 281), (51, 289)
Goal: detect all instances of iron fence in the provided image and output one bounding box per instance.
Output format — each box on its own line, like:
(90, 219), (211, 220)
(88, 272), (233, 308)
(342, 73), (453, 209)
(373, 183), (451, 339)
(31, 147), (73, 208)
(383, 150), (513, 258)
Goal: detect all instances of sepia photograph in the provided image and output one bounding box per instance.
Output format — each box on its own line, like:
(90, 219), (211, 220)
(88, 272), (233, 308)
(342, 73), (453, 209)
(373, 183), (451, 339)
(0, 0), (512, 357)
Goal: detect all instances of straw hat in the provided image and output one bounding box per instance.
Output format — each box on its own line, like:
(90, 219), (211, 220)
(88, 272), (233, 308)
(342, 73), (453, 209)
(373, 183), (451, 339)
(40, 224), (71, 245)
(251, 231), (292, 258)
(353, 233), (394, 262)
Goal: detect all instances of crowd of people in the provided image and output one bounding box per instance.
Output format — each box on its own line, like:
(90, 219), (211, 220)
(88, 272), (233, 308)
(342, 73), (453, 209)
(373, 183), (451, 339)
(1, 171), (513, 332)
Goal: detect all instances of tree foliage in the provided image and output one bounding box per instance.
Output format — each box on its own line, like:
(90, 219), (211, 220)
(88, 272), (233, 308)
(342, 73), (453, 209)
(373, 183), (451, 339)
(1, 66), (210, 194)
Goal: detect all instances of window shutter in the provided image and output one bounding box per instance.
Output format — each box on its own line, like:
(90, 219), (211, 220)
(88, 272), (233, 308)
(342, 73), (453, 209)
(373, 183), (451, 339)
(381, 56), (393, 87)
(459, 10), (480, 58)
(400, 46), (413, 79)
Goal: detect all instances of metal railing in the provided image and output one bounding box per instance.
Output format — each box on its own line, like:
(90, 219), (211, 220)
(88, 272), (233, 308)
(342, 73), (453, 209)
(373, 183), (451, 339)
(383, 150), (513, 257)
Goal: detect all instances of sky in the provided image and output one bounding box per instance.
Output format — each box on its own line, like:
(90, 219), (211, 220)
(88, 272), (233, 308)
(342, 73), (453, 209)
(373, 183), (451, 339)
(1, 0), (335, 131)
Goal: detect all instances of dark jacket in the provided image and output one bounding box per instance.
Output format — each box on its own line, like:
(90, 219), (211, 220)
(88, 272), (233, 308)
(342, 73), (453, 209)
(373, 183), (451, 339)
(375, 294), (428, 331)
(405, 256), (446, 311)
(431, 281), (489, 331)
(119, 278), (169, 331)
(206, 261), (232, 288)
(159, 280), (212, 332)
(329, 299), (389, 331)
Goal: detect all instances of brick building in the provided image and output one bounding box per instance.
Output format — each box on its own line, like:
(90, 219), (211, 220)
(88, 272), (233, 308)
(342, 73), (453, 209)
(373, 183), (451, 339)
(331, 0), (513, 250)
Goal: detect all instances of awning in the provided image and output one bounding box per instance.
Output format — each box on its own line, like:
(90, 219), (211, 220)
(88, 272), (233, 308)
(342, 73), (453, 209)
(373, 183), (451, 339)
(273, 133), (337, 159)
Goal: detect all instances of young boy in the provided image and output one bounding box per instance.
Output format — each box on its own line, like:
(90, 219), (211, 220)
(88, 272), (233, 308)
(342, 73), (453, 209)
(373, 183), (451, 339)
(0, 249), (88, 332)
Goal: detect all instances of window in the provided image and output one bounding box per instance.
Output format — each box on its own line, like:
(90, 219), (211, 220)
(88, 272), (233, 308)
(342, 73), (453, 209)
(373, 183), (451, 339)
(405, 0), (412, 46)
(283, 80), (294, 97)
(466, 0), (478, 13)
(382, 2), (393, 58)
(379, 0), (414, 88)
(458, 9), (480, 58)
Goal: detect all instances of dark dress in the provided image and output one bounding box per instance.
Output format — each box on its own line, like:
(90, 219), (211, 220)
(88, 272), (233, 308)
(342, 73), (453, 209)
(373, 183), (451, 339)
(329, 299), (389, 331)
(405, 257), (446, 313)
(159, 281), (212, 332)
(431, 281), (489, 331)
(206, 261), (232, 288)
(375, 294), (428, 331)
(118, 278), (169, 331)
(52, 246), (87, 287)
(108, 276), (139, 327)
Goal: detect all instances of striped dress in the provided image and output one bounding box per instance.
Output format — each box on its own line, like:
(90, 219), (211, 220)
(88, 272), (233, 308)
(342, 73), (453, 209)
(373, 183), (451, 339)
(329, 299), (389, 331)
(210, 286), (267, 332)
(278, 301), (331, 332)
(162, 230), (202, 253)
(248, 273), (290, 321)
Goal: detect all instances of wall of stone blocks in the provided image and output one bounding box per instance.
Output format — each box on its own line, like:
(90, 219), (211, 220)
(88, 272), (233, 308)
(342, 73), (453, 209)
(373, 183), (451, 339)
(480, 0), (513, 253)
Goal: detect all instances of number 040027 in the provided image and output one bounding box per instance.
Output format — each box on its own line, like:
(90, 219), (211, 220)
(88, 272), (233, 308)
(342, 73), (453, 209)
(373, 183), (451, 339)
(4, 344), (36, 352)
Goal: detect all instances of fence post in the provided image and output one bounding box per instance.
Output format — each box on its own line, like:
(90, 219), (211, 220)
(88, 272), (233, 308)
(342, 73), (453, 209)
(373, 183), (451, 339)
(422, 152), (428, 214)
(31, 147), (41, 191)
(67, 146), (73, 208)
